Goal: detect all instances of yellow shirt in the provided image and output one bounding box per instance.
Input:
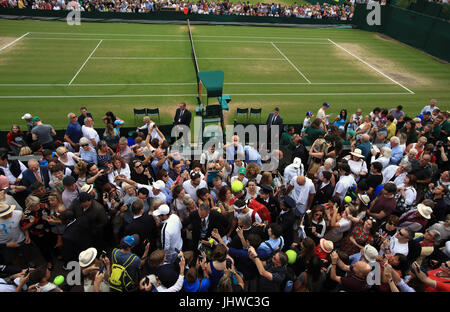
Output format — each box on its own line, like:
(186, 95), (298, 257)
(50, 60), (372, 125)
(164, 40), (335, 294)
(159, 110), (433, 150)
(387, 122), (396, 139)
(18, 0), (25, 8)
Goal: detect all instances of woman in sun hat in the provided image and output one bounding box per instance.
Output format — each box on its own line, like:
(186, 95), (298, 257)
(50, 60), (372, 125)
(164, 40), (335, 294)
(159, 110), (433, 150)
(344, 148), (368, 181)
(0, 202), (29, 265)
(79, 247), (111, 292)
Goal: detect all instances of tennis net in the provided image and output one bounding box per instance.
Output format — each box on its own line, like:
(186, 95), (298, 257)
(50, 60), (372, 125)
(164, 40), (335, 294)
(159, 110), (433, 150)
(187, 19), (200, 93)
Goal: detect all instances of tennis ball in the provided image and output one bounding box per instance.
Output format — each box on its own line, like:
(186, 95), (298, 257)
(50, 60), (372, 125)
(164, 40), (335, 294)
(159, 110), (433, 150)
(209, 239), (214, 245)
(217, 208), (221, 214)
(231, 180), (244, 193)
(53, 275), (64, 285)
(286, 250), (297, 264)
(344, 196), (352, 203)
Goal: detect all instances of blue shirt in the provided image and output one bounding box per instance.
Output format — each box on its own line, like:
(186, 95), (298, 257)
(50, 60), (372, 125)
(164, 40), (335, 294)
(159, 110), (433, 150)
(257, 236), (284, 260)
(80, 148), (98, 165)
(151, 158), (169, 177)
(245, 146), (262, 167)
(183, 278), (210, 292)
(65, 122), (83, 144)
(356, 142), (371, 159)
(387, 143), (403, 165)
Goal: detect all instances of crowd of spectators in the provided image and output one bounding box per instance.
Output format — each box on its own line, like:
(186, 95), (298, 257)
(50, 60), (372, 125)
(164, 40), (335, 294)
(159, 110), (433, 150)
(1, 0), (354, 21)
(0, 99), (448, 293)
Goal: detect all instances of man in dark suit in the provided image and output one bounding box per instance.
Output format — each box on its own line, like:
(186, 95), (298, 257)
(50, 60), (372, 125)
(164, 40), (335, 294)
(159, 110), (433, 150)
(173, 102), (192, 127)
(60, 209), (92, 266)
(276, 195), (297, 249)
(314, 171), (334, 205)
(255, 185), (280, 223)
(124, 199), (158, 257)
(182, 203), (226, 251)
(291, 135), (308, 167)
(266, 107), (283, 146)
(21, 158), (50, 190)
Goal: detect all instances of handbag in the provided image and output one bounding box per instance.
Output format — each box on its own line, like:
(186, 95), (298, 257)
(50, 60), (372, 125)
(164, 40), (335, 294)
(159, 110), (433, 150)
(293, 272), (310, 292)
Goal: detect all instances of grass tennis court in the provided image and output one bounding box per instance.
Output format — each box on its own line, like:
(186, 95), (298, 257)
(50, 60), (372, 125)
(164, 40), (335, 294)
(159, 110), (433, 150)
(0, 19), (449, 130)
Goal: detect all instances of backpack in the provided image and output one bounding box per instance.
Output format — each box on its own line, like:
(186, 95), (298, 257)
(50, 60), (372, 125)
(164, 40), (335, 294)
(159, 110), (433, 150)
(261, 236), (284, 261)
(247, 198), (272, 226)
(109, 249), (138, 292)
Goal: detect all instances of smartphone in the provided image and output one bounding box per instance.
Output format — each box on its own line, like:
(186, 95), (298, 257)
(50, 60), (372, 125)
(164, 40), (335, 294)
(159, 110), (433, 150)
(143, 239), (149, 246)
(226, 259), (232, 270)
(25, 268), (30, 275)
(101, 250), (107, 258)
(144, 276), (150, 285)
(99, 262), (106, 274)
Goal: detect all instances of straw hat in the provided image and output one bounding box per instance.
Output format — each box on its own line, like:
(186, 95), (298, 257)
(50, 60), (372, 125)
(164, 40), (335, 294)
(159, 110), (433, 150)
(78, 248), (98, 268)
(0, 202), (15, 218)
(350, 148), (365, 158)
(417, 204), (433, 219)
(319, 238), (333, 254)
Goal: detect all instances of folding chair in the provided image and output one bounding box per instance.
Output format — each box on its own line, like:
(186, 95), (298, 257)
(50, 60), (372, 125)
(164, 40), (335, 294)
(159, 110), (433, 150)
(146, 108), (160, 125)
(133, 108), (147, 126)
(250, 108), (262, 123)
(235, 108), (249, 124)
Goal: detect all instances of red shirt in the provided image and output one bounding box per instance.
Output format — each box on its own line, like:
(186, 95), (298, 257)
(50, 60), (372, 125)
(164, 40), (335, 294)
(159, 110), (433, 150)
(425, 269), (450, 292)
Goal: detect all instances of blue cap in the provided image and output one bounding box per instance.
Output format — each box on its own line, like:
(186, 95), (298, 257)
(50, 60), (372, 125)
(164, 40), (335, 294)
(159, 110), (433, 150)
(306, 112), (313, 117)
(259, 184), (273, 194)
(114, 120), (124, 126)
(282, 195), (296, 209)
(323, 102), (330, 108)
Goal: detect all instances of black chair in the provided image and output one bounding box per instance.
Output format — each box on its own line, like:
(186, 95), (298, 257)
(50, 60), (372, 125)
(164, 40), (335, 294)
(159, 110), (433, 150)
(133, 108), (147, 126)
(236, 108), (249, 124)
(250, 108), (262, 123)
(146, 108), (160, 125)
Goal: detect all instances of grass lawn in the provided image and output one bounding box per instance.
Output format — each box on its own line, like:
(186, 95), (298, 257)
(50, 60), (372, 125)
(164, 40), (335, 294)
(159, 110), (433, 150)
(0, 19), (448, 131)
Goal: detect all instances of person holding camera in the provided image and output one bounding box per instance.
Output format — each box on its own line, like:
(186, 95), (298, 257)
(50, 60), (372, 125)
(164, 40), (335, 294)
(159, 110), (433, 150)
(78, 247), (111, 292)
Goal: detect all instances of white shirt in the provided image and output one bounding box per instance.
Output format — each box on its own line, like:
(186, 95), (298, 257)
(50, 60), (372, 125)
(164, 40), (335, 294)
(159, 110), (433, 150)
(182, 179), (208, 203)
(404, 186), (417, 206)
(160, 214), (183, 256)
(230, 176), (248, 187)
(345, 157), (368, 180)
(289, 176), (315, 215)
(82, 125), (100, 147)
(284, 163), (304, 185)
(156, 275), (184, 292)
(0, 161), (27, 183)
(108, 164), (131, 188)
(382, 165), (407, 187)
(58, 152), (77, 167)
(333, 175), (356, 203)
(371, 155), (390, 170)
(137, 183), (167, 204)
(390, 236), (409, 256)
(200, 150), (220, 165)
(226, 144), (244, 163)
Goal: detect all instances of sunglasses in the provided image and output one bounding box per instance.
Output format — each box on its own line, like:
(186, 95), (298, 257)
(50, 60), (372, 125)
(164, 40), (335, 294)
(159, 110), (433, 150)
(81, 144), (89, 147)
(135, 164), (142, 168)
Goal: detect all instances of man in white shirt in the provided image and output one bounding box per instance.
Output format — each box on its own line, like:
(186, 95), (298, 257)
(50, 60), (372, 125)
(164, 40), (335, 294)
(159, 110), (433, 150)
(153, 204), (183, 264)
(381, 161), (411, 187)
(0, 151), (27, 184)
(137, 180), (167, 204)
(81, 117), (99, 148)
(316, 102), (330, 124)
(333, 164), (356, 204)
(420, 99), (439, 116)
(182, 172), (207, 203)
(286, 175), (316, 217)
(200, 144), (220, 172)
(284, 157), (304, 185)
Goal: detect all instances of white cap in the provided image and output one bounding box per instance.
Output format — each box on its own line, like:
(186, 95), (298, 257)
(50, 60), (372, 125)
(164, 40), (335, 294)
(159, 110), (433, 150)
(152, 180), (165, 191)
(21, 113), (32, 120)
(153, 204), (170, 216)
(292, 157), (302, 169)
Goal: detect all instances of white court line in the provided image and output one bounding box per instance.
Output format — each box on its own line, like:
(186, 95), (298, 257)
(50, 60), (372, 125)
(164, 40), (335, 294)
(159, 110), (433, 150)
(0, 82), (396, 87)
(271, 42), (311, 84)
(91, 57), (286, 61)
(30, 32), (329, 41)
(0, 32), (30, 52)
(0, 92), (412, 99)
(26, 37), (330, 44)
(327, 39), (415, 94)
(68, 40), (103, 86)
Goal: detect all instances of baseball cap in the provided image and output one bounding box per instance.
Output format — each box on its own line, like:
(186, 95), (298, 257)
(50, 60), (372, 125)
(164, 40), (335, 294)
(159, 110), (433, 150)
(323, 102), (330, 108)
(62, 175), (76, 186)
(32, 116), (40, 122)
(260, 184), (273, 194)
(306, 112), (313, 117)
(114, 120), (124, 126)
(152, 180), (165, 191)
(152, 204), (170, 216)
(281, 195), (296, 209)
(120, 234), (140, 249)
(21, 113), (32, 120)
(238, 168), (246, 175)
(292, 157), (302, 169)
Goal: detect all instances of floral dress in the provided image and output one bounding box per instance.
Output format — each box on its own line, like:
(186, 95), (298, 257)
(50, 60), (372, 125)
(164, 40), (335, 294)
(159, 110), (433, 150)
(340, 220), (375, 257)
